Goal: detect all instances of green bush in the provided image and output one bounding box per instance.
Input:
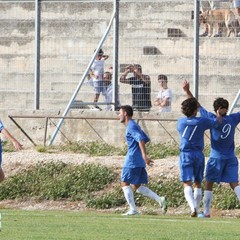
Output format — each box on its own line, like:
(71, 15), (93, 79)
(212, 184), (240, 210)
(0, 162), (116, 201)
(1, 156), (240, 211)
(86, 187), (125, 209)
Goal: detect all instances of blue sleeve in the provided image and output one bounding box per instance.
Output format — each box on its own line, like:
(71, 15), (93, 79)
(0, 120), (4, 132)
(129, 122), (150, 143)
(230, 112), (240, 125)
(199, 106), (216, 119)
(204, 117), (219, 129)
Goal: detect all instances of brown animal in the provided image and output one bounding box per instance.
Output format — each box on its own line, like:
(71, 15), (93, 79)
(199, 9), (237, 37)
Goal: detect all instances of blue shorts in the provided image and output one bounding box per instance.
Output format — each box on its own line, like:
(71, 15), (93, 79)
(205, 157), (239, 183)
(179, 151), (205, 183)
(93, 80), (104, 94)
(121, 167), (148, 185)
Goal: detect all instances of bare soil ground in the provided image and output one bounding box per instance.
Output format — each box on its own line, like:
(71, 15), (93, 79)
(1, 149), (240, 218)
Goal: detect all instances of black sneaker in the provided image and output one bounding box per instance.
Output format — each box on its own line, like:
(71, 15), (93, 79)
(95, 105), (102, 111)
(200, 32), (208, 37)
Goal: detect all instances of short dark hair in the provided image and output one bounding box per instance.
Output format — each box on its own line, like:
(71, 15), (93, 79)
(133, 64), (142, 74)
(103, 71), (112, 78)
(94, 48), (104, 56)
(181, 98), (199, 117)
(213, 98), (229, 113)
(158, 74), (168, 82)
(120, 105), (133, 117)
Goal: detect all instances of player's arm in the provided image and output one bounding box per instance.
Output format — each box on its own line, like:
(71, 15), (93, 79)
(1, 128), (23, 150)
(183, 80), (201, 107)
(139, 140), (152, 166)
(183, 80), (194, 98)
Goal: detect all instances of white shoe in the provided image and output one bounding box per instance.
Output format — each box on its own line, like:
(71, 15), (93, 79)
(159, 196), (167, 214)
(121, 209), (139, 216)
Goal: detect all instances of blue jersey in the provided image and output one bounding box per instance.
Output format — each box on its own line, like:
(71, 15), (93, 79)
(0, 120), (4, 132)
(200, 106), (240, 159)
(124, 119), (150, 168)
(177, 116), (218, 152)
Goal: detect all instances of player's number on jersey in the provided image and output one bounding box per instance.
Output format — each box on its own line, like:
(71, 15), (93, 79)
(221, 124), (231, 139)
(182, 126), (197, 141)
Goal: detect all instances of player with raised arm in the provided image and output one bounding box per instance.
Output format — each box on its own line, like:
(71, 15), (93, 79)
(183, 80), (240, 218)
(177, 95), (222, 217)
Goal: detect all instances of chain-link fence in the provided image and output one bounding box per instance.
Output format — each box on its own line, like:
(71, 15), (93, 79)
(0, 0), (240, 114)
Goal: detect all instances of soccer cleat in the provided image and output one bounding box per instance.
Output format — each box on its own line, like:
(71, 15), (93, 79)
(159, 196), (168, 214)
(198, 212), (210, 218)
(191, 211), (197, 218)
(121, 209), (139, 216)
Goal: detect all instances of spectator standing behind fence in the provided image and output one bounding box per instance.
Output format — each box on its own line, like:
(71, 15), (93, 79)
(0, 119), (23, 182)
(118, 105), (167, 215)
(90, 49), (109, 109)
(102, 71), (121, 111)
(120, 64), (152, 112)
(177, 96), (222, 217)
(200, 0), (221, 37)
(154, 74), (172, 113)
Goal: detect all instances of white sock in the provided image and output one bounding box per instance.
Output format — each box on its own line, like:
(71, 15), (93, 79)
(193, 188), (202, 211)
(234, 185), (240, 201)
(136, 186), (160, 202)
(122, 186), (137, 211)
(184, 186), (195, 212)
(203, 190), (213, 215)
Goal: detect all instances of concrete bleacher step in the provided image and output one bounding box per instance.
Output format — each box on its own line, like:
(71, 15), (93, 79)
(0, 0), (239, 112)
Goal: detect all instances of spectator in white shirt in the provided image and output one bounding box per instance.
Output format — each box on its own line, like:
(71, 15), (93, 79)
(154, 75), (172, 113)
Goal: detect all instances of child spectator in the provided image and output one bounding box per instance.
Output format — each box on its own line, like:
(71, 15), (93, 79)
(90, 49), (109, 109)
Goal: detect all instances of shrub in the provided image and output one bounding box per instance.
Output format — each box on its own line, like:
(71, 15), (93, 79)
(0, 162), (116, 201)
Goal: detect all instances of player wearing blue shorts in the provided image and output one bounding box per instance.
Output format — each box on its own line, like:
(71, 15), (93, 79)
(0, 119), (23, 182)
(183, 81), (240, 218)
(118, 105), (167, 215)
(177, 97), (222, 217)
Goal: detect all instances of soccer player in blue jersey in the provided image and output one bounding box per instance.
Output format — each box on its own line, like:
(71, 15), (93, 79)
(118, 105), (167, 215)
(183, 80), (240, 218)
(0, 119), (23, 182)
(177, 97), (222, 217)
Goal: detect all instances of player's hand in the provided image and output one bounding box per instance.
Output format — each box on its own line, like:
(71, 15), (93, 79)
(182, 80), (189, 92)
(12, 139), (23, 151)
(146, 158), (153, 166)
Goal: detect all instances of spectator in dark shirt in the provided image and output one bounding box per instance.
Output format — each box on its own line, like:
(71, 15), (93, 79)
(120, 64), (151, 112)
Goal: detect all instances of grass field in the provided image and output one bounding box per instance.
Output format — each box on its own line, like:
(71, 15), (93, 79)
(0, 209), (240, 240)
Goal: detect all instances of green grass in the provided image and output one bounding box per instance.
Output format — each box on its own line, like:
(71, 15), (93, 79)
(0, 209), (240, 240)
(35, 142), (180, 159)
